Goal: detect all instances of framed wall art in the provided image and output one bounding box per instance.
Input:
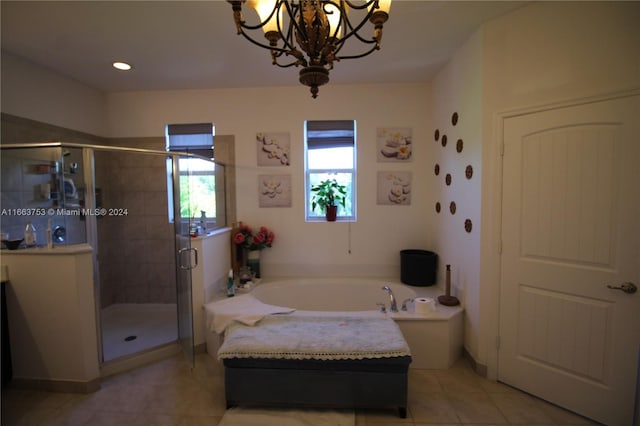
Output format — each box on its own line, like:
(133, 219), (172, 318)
(258, 174), (292, 207)
(376, 127), (412, 162)
(377, 171), (412, 205)
(256, 132), (290, 166)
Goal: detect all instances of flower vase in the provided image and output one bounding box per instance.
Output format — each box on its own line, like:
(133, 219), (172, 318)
(247, 250), (261, 279)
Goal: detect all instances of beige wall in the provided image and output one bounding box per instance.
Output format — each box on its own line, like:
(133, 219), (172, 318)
(432, 29), (484, 362)
(105, 83), (434, 279)
(1, 53), (107, 136)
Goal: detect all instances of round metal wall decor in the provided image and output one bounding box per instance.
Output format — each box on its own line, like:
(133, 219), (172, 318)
(445, 173), (452, 186)
(434, 163), (440, 176)
(450, 201), (457, 215)
(451, 112), (459, 126)
(465, 219), (473, 233)
(441, 134), (448, 147)
(434, 129), (440, 141)
(465, 165), (473, 179)
(435, 202), (441, 213)
(456, 139), (463, 153)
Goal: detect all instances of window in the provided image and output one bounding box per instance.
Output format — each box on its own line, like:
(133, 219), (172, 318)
(177, 157), (216, 219)
(166, 123), (224, 229)
(305, 120), (356, 221)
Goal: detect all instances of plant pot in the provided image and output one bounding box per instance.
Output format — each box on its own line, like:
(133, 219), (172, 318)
(325, 205), (338, 222)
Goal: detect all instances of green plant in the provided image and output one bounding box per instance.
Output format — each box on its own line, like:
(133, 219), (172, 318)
(310, 178), (347, 213)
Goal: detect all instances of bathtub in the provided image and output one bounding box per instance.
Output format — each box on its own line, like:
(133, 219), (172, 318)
(251, 278), (416, 312)
(205, 278), (464, 369)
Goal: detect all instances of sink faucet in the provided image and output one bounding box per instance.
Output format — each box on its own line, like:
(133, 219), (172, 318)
(381, 285), (398, 312)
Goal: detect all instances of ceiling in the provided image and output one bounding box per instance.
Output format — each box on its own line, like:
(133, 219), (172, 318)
(1, 1), (525, 93)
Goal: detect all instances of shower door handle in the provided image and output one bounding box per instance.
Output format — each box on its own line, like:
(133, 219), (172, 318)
(178, 247), (198, 270)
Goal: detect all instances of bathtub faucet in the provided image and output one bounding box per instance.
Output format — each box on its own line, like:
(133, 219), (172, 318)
(381, 285), (398, 312)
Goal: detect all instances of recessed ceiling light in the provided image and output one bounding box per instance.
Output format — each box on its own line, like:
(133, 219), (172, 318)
(112, 61), (132, 71)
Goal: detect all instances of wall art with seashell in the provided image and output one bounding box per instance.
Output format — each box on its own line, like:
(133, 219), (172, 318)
(377, 171), (412, 205)
(376, 127), (412, 162)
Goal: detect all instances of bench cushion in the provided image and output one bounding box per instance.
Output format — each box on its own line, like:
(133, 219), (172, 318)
(218, 315), (411, 361)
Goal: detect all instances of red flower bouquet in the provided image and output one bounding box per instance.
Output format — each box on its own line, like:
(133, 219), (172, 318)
(234, 224), (274, 251)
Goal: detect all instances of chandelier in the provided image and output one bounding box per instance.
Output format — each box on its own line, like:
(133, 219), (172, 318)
(228, 0), (391, 98)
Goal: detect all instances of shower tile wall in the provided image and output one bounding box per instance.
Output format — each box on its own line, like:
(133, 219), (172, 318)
(96, 150), (176, 308)
(0, 147), (87, 245)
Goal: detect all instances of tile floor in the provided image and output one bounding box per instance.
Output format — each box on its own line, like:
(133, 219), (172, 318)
(2, 353), (600, 426)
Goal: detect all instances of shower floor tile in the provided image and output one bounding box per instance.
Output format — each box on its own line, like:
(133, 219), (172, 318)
(101, 303), (178, 362)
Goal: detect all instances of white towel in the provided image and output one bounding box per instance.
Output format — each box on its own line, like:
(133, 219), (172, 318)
(204, 294), (295, 334)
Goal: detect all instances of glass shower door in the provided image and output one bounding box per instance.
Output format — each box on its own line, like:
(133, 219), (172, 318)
(171, 154), (196, 368)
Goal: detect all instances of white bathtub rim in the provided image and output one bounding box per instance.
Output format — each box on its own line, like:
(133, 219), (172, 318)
(250, 277), (463, 320)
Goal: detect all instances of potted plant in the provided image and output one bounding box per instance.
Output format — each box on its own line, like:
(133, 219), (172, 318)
(310, 178), (347, 221)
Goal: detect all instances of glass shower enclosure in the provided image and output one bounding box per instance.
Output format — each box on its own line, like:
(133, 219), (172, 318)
(0, 143), (224, 367)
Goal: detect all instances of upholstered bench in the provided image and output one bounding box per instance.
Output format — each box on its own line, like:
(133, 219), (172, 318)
(218, 315), (412, 418)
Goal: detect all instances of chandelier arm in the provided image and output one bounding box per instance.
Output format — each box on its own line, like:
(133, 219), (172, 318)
(274, 61), (304, 68)
(332, 38), (377, 59)
(338, 8), (379, 44)
(237, 29), (291, 55)
(343, 0), (379, 11)
(239, 31), (305, 67)
(336, 43), (379, 61)
(319, 0), (378, 44)
(331, 30), (377, 60)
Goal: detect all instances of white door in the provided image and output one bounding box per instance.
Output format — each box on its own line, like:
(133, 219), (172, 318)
(499, 94), (640, 425)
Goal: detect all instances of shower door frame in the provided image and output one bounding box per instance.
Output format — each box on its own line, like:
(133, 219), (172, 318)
(170, 154), (197, 368)
(84, 144), (198, 366)
(84, 144), (202, 366)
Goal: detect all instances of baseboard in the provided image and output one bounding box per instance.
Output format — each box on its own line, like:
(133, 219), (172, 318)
(10, 377), (100, 394)
(101, 342), (181, 378)
(195, 342), (207, 354)
(463, 347), (488, 377)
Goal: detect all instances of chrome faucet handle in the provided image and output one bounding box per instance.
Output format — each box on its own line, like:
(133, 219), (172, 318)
(376, 302), (387, 313)
(381, 285), (398, 312)
(401, 298), (414, 311)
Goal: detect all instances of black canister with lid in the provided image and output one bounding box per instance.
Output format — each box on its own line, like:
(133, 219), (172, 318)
(400, 249), (437, 286)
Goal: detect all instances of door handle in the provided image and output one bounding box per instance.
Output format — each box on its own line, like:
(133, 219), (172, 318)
(178, 247), (198, 270)
(606, 282), (637, 294)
